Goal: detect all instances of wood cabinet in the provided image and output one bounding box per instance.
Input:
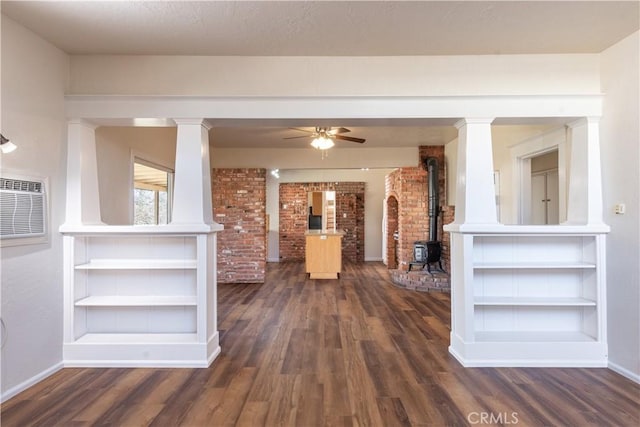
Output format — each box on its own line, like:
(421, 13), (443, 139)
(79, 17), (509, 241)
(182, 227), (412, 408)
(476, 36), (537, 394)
(305, 231), (343, 279)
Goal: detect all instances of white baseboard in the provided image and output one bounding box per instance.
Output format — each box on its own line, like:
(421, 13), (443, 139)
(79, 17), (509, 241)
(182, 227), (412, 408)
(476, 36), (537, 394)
(63, 359), (211, 368)
(608, 361), (640, 384)
(1, 361), (64, 403)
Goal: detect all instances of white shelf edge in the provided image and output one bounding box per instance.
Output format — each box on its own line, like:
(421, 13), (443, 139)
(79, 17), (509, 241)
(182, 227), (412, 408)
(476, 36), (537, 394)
(473, 262), (596, 269)
(444, 223), (610, 234)
(474, 296), (596, 306)
(75, 259), (197, 270)
(60, 223), (223, 235)
(75, 295), (197, 307)
(72, 333), (198, 344)
(475, 331), (597, 343)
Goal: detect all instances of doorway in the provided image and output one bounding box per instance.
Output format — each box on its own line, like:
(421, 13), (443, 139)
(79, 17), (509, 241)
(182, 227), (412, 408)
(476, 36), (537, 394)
(510, 127), (567, 225)
(530, 150), (559, 224)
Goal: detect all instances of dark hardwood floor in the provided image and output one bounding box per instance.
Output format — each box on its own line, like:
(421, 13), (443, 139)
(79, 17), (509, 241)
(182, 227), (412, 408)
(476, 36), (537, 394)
(2, 262), (639, 426)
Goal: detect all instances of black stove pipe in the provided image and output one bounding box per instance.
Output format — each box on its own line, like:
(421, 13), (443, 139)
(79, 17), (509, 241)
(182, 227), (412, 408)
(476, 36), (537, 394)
(425, 157), (439, 242)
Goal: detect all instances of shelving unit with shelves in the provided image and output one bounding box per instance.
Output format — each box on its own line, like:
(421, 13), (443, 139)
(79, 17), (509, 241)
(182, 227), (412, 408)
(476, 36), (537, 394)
(61, 225), (222, 367)
(445, 225), (608, 367)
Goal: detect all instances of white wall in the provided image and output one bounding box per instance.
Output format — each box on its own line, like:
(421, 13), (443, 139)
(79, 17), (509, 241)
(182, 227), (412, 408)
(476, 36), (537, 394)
(69, 54), (601, 96)
(0, 16), (69, 400)
(600, 31), (640, 381)
(96, 127), (176, 225)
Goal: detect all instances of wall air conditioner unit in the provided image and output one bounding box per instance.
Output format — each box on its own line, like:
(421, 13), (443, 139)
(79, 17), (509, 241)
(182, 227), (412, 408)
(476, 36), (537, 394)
(0, 176), (47, 241)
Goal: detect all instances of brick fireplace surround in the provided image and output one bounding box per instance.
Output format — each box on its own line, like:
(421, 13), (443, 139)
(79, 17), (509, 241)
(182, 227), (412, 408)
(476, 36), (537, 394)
(385, 146), (453, 292)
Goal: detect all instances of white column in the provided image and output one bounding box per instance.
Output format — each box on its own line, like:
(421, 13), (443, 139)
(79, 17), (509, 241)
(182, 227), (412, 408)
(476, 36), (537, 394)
(63, 119), (103, 226)
(565, 117), (604, 225)
(453, 118), (498, 225)
(171, 119), (214, 225)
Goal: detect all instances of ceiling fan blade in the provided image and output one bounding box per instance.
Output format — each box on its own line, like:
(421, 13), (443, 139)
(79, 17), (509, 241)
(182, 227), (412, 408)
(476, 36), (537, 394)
(283, 135), (313, 140)
(335, 134), (366, 143)
(288, 127), (315, 134)
(327, 127), (351, 135)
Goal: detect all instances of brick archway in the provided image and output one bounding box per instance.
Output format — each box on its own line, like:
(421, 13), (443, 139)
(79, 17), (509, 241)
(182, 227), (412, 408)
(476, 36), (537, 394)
(386, 194), (399, 269)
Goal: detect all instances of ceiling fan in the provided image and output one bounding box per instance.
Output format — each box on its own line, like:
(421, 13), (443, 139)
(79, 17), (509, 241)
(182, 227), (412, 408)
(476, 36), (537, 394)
(284, 127), (365, 149)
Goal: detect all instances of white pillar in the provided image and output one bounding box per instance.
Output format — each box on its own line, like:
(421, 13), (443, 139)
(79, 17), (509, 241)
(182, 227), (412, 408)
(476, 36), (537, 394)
(63, 119), (103, 226)
(565, 117), (604, 225)
(171, 119), (214, 225)
(453, 118), (498, 225)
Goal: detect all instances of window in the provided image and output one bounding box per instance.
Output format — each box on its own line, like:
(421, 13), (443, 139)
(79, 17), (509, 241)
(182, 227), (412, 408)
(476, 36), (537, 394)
(133, 159), (173, 225)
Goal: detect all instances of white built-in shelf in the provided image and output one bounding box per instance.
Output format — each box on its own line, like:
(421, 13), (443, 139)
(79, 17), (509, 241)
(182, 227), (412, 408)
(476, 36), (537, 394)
(475, 330), (596, 343)
(74, 333), (198, 344)
(75, 295), (197, 307)
(75, 259), (197, 270)
(473, 262), (596, 269)
(446, 229), (607, 366)
(474, 296), (596, 306)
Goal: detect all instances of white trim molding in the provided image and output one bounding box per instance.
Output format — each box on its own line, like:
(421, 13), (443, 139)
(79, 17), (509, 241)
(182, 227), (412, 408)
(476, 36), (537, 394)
(1, 362), (64, 403)
(608, 361), (640, 384)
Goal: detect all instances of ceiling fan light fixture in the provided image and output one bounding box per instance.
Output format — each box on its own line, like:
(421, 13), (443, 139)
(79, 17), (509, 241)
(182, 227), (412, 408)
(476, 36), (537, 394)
(0, 134), (17, 154)
(310, 136), (334, 150)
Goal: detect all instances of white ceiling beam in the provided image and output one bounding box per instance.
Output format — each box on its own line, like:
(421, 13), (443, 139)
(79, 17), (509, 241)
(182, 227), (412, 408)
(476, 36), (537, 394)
(66, 95), (603, 126)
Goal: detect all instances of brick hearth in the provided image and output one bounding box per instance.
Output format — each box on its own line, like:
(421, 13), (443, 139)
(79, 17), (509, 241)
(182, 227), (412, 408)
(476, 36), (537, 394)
(388, 269), (450, 292)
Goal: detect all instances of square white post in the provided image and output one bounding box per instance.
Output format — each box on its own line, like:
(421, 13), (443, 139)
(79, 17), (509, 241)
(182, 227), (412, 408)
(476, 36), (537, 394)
(171, 119), (214, 225)
(565, 117), (604, 225)
(63, 119), (103, 226)
(453, 118), (498, 225)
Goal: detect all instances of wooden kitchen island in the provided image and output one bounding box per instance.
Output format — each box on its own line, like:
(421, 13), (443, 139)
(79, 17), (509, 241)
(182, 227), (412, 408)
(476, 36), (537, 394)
(305, 230), (344, 279)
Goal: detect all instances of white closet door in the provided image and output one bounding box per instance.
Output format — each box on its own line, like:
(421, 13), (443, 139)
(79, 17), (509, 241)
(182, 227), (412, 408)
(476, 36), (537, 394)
(546, 170), (560, 224)
(531, 174), (547, 225)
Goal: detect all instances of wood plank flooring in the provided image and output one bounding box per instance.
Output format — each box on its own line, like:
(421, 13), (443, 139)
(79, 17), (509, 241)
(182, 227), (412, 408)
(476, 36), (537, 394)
(2, 262), (639, 426)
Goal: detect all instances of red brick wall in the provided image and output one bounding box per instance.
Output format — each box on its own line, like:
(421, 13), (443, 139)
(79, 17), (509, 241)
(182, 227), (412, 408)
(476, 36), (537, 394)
(385, 167), (428, 270)
(212, 168), (266, 283)
(279, 182), (365, 262)
(386, 195), (399, 269)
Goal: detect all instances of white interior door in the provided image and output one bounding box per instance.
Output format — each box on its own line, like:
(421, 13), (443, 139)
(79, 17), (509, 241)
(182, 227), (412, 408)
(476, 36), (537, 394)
(531, 173), (547, 225)
(531, 169), (559, 225)
(546, 170), (559, 224)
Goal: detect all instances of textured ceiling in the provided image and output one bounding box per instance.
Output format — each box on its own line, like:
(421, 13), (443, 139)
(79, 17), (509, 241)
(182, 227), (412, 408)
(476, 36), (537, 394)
(3, 1), (636, 148)
(2, 1), (638, 56)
